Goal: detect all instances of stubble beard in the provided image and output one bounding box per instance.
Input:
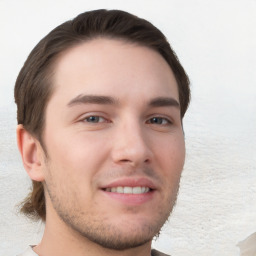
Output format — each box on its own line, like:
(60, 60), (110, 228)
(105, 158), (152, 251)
(43, 154), (181, 251)
(45, 179), (179, 251)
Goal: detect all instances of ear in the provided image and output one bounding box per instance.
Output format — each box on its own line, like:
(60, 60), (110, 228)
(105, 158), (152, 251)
(16, 124), (45, 181)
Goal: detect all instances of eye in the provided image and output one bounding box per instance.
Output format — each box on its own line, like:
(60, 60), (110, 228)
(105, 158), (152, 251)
(83, 116), (107, 123)
(147, 117), (171, 125)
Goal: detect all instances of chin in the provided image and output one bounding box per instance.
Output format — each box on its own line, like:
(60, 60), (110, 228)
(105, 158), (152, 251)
(62, 211), (168, 250)
(79, 226), (156, 250)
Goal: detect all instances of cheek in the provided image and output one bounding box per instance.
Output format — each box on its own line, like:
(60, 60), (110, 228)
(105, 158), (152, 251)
(44, 131), (110, 181)
(154, 133), (185, 177)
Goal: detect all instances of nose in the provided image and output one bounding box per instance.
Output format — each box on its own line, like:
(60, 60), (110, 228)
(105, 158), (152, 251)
(111, 120), (153, 167)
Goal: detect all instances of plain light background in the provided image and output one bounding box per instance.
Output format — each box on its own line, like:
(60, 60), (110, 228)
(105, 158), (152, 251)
(0, 0), (256, 255)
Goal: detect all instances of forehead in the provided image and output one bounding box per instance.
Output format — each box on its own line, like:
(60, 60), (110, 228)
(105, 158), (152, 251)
(50, 38), (179, 105)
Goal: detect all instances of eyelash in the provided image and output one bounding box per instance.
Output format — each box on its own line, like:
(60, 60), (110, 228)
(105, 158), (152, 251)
(146, 117), (172, 125)
(83, 116), (107, 123)
(81, 115), (172, 125)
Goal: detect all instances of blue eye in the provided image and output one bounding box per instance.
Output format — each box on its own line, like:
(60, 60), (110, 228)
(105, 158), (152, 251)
(148, 117), (170, 125)
(84, 116), (105, 123)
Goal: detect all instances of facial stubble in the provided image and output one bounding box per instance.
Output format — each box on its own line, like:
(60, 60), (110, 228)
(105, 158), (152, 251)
(43, 159), (181, 250)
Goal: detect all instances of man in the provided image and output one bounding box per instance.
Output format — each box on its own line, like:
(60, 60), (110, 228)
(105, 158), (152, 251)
(15, 9), (190, 256)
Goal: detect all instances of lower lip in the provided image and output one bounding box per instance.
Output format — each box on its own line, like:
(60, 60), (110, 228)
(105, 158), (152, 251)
(102, 190), (155, 205)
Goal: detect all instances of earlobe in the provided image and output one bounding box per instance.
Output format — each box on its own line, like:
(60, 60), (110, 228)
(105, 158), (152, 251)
(16, 124), (45, 181)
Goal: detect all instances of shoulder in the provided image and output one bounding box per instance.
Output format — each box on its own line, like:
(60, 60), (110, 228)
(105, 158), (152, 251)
(151, 248), (171, 256)
(17, 246), (38, 256)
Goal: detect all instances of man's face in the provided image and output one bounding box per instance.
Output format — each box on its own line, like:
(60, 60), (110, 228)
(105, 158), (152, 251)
(41, 38), (185, 249)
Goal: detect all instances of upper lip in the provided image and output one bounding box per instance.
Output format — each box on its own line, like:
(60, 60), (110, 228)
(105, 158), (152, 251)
(100, 177), (157, 190)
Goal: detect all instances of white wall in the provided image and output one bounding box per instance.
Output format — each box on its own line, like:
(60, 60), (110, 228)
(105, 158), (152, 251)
(0, 0), (255, 255)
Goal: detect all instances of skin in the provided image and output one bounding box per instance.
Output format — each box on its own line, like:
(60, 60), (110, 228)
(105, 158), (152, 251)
(17, 38), (185, 256)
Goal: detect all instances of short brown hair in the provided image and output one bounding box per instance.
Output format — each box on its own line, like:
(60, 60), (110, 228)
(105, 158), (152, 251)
(15, 9), (190, 221)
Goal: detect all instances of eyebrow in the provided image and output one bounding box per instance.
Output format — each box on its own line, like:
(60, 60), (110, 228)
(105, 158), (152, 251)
(67, 94), (118, 107)
(149, 97), (180, 108)
(67, 94), (179, 109)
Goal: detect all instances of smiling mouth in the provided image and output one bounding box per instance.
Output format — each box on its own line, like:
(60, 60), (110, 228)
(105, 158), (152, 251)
(103, 186), (152, 194)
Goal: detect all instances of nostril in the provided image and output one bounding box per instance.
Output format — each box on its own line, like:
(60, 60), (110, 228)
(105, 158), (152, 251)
(121, 159), (131, 162)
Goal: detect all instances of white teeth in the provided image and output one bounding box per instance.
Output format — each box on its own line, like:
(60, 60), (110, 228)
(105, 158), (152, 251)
(117, 187), (123, 193)
(133, 187), (142, 194)
(124, 187), (133, 193)
(111, 187), (117, 192)
(106, 186), (150, 194)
